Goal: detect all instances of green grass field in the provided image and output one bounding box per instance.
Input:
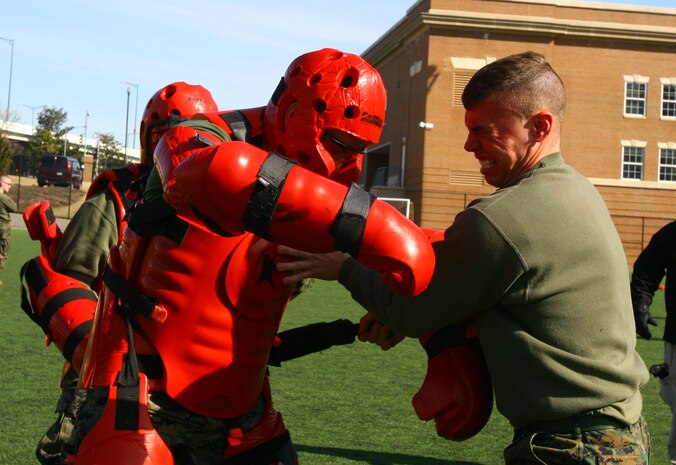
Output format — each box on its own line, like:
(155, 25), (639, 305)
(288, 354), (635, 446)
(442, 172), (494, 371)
(0, 229), (670, 464)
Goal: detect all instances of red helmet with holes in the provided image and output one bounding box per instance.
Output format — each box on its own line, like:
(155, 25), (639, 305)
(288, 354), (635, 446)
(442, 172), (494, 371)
(263, 48), (386, 183)
(140, 82), (218, 165)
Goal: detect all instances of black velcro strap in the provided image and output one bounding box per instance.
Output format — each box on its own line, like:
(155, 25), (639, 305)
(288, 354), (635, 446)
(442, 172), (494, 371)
(44, 205), (57, 228)
(167, 111), (185, 129)
(243, 152), (296, 239)
(268, 319), (359, 367)
(62, 320), (93, 363)
(223, 430), (291, 465)
(115, 316), (141, 431)
(219, 111), (254, 143)
(103, 267), (158, 320)
(114, 381), (140, 431)
(38, 288), (98, 336)
(20, 259), (46, 323)
(22, 258), (48, 296)
(423, 324), (479, 359)
(127, 198), (189, 244)
(330, 183), (375, 257)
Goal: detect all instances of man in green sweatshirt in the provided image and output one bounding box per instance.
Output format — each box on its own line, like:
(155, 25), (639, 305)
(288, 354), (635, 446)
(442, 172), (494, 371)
(277, 51), (650, 465)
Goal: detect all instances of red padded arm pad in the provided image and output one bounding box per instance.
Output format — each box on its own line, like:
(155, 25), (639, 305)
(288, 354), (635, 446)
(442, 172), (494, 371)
(412, 324), (493, 441)
(21, 255), (97, 372)
(154, 127), (434, 296)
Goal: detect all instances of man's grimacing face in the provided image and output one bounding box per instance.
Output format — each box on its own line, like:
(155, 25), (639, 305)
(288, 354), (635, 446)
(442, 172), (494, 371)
(463, 100), (535, 188)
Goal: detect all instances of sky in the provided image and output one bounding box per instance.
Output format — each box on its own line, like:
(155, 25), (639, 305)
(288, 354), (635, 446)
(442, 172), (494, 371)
(1, 0), (674, 148)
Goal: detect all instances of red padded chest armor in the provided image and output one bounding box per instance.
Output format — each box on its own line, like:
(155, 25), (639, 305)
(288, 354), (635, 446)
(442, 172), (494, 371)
(111, 223), (292, 418)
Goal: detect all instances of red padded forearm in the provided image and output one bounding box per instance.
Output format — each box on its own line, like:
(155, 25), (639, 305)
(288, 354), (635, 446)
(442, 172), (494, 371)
(22, 256), (97, 371)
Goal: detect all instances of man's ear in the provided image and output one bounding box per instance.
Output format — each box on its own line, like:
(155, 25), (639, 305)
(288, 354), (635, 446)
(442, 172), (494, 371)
(532, 112), (553, 141)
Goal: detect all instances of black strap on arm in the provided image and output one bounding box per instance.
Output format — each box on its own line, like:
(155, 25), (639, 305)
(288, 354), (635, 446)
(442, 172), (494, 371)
(219, 111), (253, 144)
(62, 320), (93, 362)
(330, 183), (375, 257)
(268, 319), (359, 367)
(243, 152), (296, 240)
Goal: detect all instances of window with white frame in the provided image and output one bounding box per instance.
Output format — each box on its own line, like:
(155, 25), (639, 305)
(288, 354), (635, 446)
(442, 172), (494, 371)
(624, 75), (649, 117)
(659, 143), (676, 182)
(661, 78), (676, 119)
(621, 141), (646, 180)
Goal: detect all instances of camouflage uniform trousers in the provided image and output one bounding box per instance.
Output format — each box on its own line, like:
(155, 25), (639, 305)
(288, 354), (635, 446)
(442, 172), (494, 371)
(36, 369), (86, 465)
(0, 225), (11, 275)
(67, 386), (298, 465)
(503, 416), (650, 464)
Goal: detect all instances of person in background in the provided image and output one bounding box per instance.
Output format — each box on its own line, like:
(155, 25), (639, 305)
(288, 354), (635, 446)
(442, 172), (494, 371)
(631, 220), (676, 464)
(0, 175), (17, 284)
(277, 51), (651, 465)
(21, 82), (218, 465)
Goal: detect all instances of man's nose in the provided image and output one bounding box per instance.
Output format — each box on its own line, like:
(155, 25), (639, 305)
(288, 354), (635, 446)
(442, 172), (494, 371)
(464, 134), (476, 152)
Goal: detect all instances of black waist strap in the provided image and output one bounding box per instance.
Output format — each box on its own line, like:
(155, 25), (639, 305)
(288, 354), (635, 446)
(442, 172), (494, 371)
(516, 414), (628, 437)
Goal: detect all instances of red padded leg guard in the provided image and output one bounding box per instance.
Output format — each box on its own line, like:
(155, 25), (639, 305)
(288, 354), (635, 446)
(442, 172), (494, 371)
(68, 374), (174, 465)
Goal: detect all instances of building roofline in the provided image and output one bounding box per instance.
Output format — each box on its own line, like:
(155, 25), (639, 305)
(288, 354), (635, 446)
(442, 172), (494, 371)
(503, 0), (676, 15)
(423, 8), (676, 43)
(363, 0), (676, 65)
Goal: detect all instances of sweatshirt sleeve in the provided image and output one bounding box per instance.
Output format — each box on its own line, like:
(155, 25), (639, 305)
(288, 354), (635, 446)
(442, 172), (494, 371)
(338, 208), (526, 337)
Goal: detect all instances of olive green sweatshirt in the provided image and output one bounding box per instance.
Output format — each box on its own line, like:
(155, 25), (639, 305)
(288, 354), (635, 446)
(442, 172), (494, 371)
(339, 152), (649, 429)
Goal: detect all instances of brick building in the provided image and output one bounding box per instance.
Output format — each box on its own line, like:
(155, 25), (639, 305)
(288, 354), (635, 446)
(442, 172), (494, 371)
(361, 0), (676, 265)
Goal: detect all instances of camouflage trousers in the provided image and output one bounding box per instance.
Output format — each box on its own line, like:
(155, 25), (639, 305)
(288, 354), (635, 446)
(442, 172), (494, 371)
(66, 385), (297, 465)
(36, 369), (86, 465)
(0, 226), (11, 274)
(503, 416), (650, 464)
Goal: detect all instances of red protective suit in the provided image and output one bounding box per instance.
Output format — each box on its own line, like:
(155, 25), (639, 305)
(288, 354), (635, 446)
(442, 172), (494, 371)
(71, 119), (435, 464)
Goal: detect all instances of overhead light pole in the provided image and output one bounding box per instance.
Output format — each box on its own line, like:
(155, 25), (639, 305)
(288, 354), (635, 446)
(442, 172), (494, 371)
(0, 37), (14, 123)
(123, 81), (139, 149)
(124, 87), (131, 164)
(83, 111), (90, 158)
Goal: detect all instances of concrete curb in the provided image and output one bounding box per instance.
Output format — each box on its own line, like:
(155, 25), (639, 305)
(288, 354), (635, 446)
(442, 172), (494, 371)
(10, 212), (70, 230)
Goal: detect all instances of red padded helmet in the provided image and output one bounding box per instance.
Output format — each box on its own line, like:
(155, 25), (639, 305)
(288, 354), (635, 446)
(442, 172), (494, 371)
(263, 48), (386, 183)
(140, 82), (218, 164)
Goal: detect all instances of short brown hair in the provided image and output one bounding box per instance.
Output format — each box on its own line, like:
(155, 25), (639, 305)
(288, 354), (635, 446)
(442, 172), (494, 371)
(462, 51), (566, 123)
